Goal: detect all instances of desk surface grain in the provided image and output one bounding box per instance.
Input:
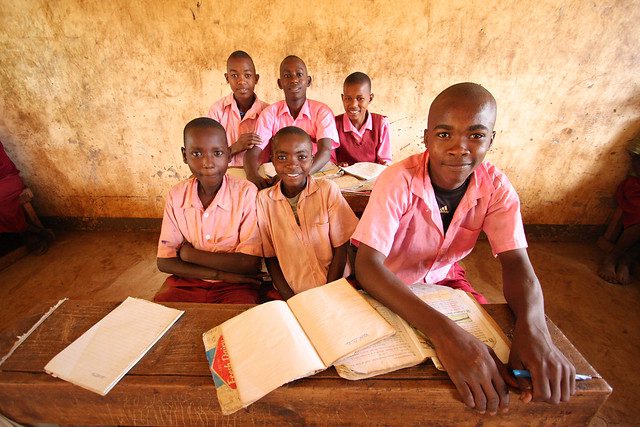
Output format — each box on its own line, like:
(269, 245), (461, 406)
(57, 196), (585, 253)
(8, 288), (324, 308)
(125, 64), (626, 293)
(0, 301), (611, 425)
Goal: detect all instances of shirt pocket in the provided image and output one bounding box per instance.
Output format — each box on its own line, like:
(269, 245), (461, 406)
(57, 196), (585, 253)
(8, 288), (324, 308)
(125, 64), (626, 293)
(210, 233), (239, 253)
(312, 221), (333, 265)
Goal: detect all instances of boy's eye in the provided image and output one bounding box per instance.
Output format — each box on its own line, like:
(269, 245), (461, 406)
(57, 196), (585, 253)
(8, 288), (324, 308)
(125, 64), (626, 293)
(298, 155), (307, 160)
(357, 97), (365, 102)
(191, 151), (202, 157)
(436, 132), (450, 138)
(214, 151), (224, 157)
(230, 74), (238, 78)
(470, 133), (485, 139)
(276, 155), (287, 161)
(297, 72), (303, 77)
(244, 74), (252, 79)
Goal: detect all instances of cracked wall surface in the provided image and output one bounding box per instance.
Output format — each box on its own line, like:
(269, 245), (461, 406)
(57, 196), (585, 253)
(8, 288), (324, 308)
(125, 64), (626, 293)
(1, 0), (638, 223)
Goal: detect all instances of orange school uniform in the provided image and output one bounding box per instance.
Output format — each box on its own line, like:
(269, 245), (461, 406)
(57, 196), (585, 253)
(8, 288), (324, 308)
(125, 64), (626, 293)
(257, 177), (358, 294)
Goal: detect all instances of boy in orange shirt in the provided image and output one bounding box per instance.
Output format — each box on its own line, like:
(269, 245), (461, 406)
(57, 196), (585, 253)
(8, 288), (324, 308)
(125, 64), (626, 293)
(208, 51), (269, 166)
(333, 72), (392, 166)
(256, 126), (358, 299)
(155, 117), (263, 303)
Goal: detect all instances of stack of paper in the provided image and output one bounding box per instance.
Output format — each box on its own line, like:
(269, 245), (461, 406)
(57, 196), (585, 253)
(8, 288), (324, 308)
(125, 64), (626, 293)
(44, 297), (184, 395)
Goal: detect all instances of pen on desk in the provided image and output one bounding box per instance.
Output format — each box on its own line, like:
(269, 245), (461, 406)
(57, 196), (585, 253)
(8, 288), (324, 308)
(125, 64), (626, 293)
(512, 369), (594, 381)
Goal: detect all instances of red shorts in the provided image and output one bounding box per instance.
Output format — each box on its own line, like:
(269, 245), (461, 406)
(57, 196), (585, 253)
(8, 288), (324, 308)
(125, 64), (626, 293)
(436, 262), (488, 304)
(153, 276), (259, 304)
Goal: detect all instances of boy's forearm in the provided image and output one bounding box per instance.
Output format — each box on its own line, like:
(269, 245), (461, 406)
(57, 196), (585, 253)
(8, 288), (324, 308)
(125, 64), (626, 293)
(265, 257), (294, 300)
(309, 139), (333, 174)
(326, 242), (349, 283)
(243, 146), (263, 179)
(498, 248), (547, 328)
(156, 256), (219, 280)
(180, 245), (261, 275)
(355, 244), (457, 342)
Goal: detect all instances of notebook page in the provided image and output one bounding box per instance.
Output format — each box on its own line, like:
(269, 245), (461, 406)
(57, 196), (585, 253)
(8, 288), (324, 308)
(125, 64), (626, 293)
(340, 162), (387, 181)
(287, 278), (395, 366)
(44, 297), (184, 395)
(221, 301), (325, 408)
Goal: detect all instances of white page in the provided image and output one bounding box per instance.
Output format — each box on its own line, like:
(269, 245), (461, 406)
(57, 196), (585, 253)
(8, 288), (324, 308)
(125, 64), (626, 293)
(44, 297), (184, 395)
(287, 279), (395, 366)
(340, 162), (387, 180)
(221, 301), (325, 407)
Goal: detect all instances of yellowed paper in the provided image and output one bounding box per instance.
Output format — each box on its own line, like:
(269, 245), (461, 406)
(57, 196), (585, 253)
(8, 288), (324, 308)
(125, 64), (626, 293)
(340, 162), (387, 180)
(221, 301), (325, 409)
(287, 278), (395, 366)
(202, 325), (243, 415)
(44, 297), (184, 395)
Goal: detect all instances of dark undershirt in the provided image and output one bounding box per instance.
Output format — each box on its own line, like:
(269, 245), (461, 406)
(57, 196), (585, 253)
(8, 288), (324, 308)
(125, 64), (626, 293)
(433, 178), (470, 234)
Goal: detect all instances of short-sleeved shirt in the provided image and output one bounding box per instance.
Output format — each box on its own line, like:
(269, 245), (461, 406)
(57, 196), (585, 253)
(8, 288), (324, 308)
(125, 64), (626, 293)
(157, 175), (262, 262)
(208, 93), (269, 166)
(257, 177), (358, 293)
(333, 112), (392, 165)
(352, 151), (527, 285)
(254, 99), (340, 155)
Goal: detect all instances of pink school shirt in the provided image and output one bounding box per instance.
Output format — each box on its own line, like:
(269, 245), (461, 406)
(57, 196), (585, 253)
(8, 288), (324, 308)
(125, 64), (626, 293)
(332, 112), (392, 164)
(352, 151), (527, 285)
(157, 175), (262, 260)
(254, 99), (340, 155)
(208, 93), (269, 166)
(257, 177), (358, 294)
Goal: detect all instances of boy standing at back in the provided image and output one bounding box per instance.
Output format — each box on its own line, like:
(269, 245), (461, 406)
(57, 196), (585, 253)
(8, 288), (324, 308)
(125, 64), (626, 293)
(208, 51), (269, 167)
(155, 117), (263, 303)
(333, 72), (392, 166)
(353, 83), (575, 415)
(257, 126), (358, 299)
(244, 55), (339, 189)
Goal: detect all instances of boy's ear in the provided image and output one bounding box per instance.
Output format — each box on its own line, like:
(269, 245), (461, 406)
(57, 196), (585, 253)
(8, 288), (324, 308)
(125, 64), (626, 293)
(369, 93), (375, 102)
(306, 76), (312, 87)
(224, 73), (229, 84)
(254, 73), (260, 84)
(423, 129), (429, 149)
(489, 131), (496, 149)
(277, 78), (283, 90)
(181, 146), (187, 164)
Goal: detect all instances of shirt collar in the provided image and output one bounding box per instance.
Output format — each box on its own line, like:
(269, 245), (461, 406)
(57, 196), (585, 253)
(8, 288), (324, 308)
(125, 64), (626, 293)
(342, 111), (372, 133)
(224, 93), (263, 120)
(278, 99), (311, 120)
(183, 175), (230, 211)
(268, 175), (319, 201)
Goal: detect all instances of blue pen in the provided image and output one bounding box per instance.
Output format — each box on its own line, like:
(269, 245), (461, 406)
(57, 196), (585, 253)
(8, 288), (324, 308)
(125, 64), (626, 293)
(512, 369), (593, 381)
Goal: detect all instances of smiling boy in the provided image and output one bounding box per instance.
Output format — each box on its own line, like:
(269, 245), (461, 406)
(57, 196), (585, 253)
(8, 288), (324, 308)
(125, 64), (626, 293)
(353, 83), (576, 414)
(208, 51), (269, 167)
(155, 117), (263, 303)
(244, 55), (339, 189)
(333, 72), (392, 166)
(256, 126), (358, 299)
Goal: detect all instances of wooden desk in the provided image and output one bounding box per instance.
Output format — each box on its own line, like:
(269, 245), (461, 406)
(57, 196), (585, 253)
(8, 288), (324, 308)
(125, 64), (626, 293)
(0, 301), (610, 425)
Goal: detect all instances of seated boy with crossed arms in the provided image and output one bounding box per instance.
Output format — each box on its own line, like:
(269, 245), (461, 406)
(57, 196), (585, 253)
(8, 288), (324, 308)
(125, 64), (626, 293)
(353, 83), (576, 415)
(155, 117), (263, 303)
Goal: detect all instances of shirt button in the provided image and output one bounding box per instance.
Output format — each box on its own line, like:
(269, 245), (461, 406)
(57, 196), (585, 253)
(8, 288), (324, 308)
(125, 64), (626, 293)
(205, 234), (211, 240)
(203, 212), (209, 218)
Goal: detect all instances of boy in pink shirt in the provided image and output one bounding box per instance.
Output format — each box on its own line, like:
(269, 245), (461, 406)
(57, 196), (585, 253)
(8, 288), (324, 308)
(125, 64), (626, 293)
(208, 51), (269, 166)
(244, 55), (339, 189)
(353, 83), (575, 414)
(333, 72), (392, 166)
(256, 126), (358, 299)
(155, 117), (263, 303)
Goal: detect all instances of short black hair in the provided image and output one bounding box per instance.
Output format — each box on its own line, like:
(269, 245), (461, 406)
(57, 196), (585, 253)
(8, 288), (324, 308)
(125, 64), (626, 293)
(183, 117), (226, 146)
(272, 126), (311, 150)
(227, 50), (255, 68)
(344, 72), (371, 90)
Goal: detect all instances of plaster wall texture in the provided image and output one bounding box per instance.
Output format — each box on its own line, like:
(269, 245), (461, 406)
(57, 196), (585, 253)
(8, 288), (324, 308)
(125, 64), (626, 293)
(1, 0), (638, 223)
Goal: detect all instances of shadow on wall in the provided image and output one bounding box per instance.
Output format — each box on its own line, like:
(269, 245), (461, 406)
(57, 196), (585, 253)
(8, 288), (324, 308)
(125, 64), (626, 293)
(527, 94), (640, 226)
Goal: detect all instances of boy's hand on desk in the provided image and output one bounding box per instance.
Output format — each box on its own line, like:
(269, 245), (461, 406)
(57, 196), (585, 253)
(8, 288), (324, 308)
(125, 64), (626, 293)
(434, 327), (510, 415)
(231, 133), (262, 155)
(508, 324), (576, 404)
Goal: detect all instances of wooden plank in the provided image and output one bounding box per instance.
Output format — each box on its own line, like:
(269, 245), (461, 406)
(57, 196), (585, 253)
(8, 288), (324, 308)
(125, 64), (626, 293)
(0, 301), (611, 425)
(0, 372), (609, 425)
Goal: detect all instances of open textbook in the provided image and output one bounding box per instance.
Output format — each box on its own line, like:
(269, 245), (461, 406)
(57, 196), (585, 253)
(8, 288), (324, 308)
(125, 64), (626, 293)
(44, 297), (184, 395)
(335, 284), (511, 379)
(202, 278), (395, 414)
(339, 162), (387, 181)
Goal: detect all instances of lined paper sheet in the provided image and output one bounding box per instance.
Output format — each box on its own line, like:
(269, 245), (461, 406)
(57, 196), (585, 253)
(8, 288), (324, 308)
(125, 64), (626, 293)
(44, 297), (184, 395)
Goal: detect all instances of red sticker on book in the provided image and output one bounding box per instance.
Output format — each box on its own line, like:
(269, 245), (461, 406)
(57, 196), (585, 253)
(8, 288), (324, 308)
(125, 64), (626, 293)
(212, 335), (236, 389)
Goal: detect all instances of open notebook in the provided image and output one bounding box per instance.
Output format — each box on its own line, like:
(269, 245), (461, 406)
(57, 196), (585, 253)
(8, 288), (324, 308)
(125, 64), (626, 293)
(44, 297), (184, 395)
